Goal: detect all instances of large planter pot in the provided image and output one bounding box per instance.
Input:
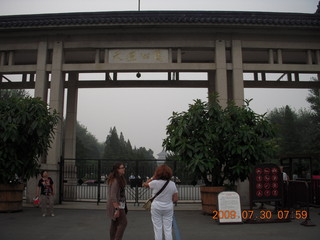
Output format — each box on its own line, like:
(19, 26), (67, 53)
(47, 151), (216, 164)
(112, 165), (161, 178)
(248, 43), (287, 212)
(0, 183), (24, 212)
(200, 186), (225, 214)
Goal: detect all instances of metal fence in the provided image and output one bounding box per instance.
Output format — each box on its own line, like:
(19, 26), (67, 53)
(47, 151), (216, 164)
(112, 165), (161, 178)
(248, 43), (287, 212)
(311, 179), (320, 205)
(286, 179), (320, 207)
(60, 158), (201, 204)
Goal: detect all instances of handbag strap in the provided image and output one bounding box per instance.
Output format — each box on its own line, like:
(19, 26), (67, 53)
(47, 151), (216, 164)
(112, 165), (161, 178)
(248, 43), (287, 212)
(150, 180), (170, 201)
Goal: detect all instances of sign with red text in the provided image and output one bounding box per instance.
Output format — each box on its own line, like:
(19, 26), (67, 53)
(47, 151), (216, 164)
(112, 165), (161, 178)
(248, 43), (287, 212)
(250, 163), (283, 202)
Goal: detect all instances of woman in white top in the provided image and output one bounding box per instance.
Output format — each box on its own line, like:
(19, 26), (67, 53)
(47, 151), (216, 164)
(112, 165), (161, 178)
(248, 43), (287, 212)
(143, 165), (178, 240)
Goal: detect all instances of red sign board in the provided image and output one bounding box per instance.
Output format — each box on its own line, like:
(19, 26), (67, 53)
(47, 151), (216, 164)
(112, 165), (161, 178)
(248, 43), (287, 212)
(250, 163), (283, 202)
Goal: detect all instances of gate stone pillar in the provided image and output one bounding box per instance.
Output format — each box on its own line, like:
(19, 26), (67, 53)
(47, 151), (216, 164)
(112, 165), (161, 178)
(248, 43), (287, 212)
(231, 40), (244, 107)
(215, 40), (228, 107)
(64, 72), (78, 159)
(34, 41), (49, 100)
(48, 40), (64, 165)
(208, 70), (215, 98)
(43, 40), (65, 203)
(26, 41), (50, 203)
(231, 40), (248, 204)
(63, 72), (79, 200)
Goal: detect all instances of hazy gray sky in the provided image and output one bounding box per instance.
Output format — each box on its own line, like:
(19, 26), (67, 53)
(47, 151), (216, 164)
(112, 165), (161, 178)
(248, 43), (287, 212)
(0, 0), (318, 157)
(0, 0), (319, 15)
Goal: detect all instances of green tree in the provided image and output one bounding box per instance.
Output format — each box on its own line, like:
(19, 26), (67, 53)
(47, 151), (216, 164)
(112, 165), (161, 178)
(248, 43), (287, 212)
(104, 127), (122, 159)
(0, 96), (59, 183)
(119, 132), (133, 158)
(267, 104), (317, 156)
(0, 89), (30, 99)
(306, 88), (320, 154)
(267, 106), (301, 155)
(133, 147), (154, 159)
(102, 127), (155, 179)
(163, 96), (276, 186)
(76, 122), (103, 159)
(296, 109), (314, 153)
(103, 126), (155, 160)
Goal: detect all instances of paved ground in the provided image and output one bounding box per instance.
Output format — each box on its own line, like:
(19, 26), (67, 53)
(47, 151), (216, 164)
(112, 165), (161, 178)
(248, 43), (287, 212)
(0, 202), (319, 240)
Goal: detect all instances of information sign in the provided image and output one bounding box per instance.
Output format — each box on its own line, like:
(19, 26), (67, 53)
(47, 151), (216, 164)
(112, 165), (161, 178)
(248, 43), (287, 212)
(217, 191), (242, 224)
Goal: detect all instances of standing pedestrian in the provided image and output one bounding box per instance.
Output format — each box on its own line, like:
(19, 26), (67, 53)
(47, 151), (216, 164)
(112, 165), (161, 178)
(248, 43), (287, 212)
(106, 163), (128, 240)
(280, 165), (289, 209)
(36, 170), (55, 217)
(280, 166), (290, 183)
(143, 165), (178, 240)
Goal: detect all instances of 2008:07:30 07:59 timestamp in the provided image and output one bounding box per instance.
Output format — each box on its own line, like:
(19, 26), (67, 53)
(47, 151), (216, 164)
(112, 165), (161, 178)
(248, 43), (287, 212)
(212, 210), (308, 220)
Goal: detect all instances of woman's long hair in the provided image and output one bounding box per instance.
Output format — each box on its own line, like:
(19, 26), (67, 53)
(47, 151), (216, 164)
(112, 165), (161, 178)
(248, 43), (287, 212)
(153, 164), (173, 180)
(107, 162), (126, 188)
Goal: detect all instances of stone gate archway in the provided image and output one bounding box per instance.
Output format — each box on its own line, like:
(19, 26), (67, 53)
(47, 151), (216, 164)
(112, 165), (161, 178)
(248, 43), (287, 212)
(1, 9), (320, 203)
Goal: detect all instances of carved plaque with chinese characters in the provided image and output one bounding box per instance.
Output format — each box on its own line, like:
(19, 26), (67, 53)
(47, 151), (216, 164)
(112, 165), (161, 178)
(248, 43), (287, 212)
(109, 49), (169, 63)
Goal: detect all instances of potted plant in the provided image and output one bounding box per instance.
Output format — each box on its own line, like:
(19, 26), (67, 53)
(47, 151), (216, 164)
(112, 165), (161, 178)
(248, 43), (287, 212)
(0, 96), (59, 212)
(163, 95), (276, 214)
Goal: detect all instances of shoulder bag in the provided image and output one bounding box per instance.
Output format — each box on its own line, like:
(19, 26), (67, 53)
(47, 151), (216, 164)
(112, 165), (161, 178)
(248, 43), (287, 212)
(143, 180), (170, 211)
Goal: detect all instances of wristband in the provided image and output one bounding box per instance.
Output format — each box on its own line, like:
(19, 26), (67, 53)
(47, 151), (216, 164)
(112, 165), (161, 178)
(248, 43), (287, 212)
(115, 208), (119, 210)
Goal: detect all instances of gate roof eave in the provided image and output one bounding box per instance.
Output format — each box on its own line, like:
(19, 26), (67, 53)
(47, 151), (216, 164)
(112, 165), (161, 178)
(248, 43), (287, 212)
(0, 10), (319, 31)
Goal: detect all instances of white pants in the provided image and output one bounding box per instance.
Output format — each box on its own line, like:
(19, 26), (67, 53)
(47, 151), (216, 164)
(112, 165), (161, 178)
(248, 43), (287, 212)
(151, 207), (173, 240)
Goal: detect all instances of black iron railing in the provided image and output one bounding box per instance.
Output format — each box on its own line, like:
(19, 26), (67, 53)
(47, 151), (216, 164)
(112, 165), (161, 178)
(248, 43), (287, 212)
(60, 158), (201, 204)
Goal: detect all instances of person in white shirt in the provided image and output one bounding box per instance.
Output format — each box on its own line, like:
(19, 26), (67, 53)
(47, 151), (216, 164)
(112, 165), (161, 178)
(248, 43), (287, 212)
(280, 166), (289, 183)
(143, 165), (178, 240)
(278, 166), (290, 210)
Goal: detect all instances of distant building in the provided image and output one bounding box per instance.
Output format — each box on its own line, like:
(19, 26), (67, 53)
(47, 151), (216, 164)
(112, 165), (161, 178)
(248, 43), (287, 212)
(157, 149), (167, 165)
(157, 149), (167, 160)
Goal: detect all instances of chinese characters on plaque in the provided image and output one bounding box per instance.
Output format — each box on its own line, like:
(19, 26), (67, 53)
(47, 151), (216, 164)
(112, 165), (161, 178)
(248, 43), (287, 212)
(109, 49), (169, 64)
